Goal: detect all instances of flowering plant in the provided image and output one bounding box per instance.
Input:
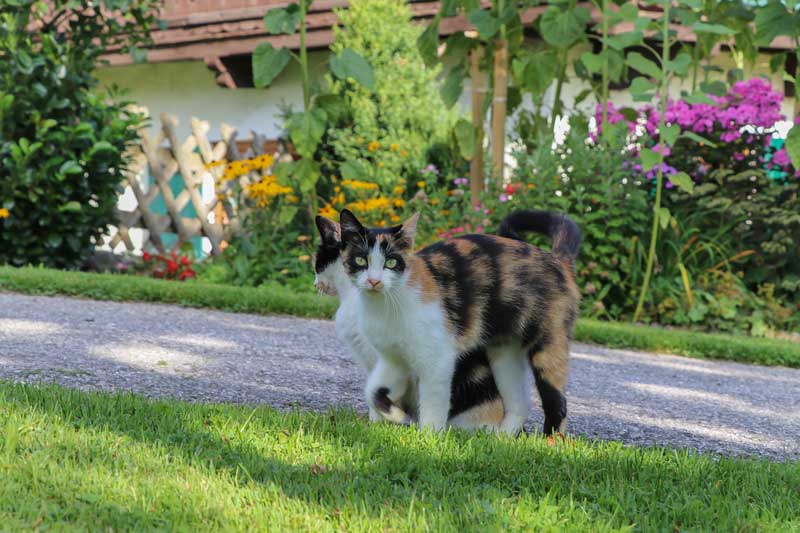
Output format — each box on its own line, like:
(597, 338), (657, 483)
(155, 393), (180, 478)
(595, 78), (797, 187)
(138, 249), (196, 281)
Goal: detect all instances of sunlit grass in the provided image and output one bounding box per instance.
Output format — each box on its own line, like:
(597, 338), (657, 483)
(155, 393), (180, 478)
(1, 382), (798, 531)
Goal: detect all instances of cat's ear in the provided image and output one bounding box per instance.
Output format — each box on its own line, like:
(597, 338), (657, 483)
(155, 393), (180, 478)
(395, 212), (419, 249)
(339, 209), (366, 245)
(315, 216), (340, 245)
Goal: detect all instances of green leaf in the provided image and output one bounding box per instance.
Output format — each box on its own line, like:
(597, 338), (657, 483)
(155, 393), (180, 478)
(662, 124), (680, 146)
(444, 33), (473, 62)
(59, 201), (82, 213)
(754, 1), (799, 46)
(619, 3), (638, 21)
(680, 131), (717, 147)
(468, 9), (500, 39)
(683, 92), (716, 105)
(785, 125), (800, 170)
(627, 52), (662, 80)
(330, 48), (375, 91)
(640, 148), (660, 170)
(540, 7), (587, 49)
(669, 171), (694, 194)
(130, 46), (147, 64)
(58, 161), (82, 175)
(658, 207), (671, 230)
(607, 31), (643, 51)
(418, 18), (441, 67)
(666, 53), (691, 77)
(514, 51), (559, 98)
(252, 43), (291, 88)
(769, 52), (787, 74)
(690, 22), (736, 35)
(263, 4), (300, 35)
(580, 52), (603, 74)
(700, 80), (727, 97)
(440, 63), (466, 108)
(630, 77), (655, 101)
(278, 206), (299, 226)
(453, 118), (476, 160)
(340, 159), (368, 182)
(314, 94), (347, 123)
(293, 159), (320, 194)
(274, 161), (294, 186)
(288, 108), (327, 158)
(88, 141), (117, 157)
(680, 0), (703, 9)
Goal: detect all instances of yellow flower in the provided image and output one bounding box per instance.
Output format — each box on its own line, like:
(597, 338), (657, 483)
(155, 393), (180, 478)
(342, 179), (379, 191)
(400, 149), (408, 157)
(287, 195), (300, 203)
(368, 140), (381, 152)
(298, 255), (311, 262)
(431, 198), (439, 206)
(390, 214), (401, 223)
(393, 186), (404, 195)
(318, 204), (338, 219)
(417, 181), (426, 188)
(280, 268), (290, 275)
(334, 186), (341, 193)
(0, 208), (9, 219)
(378, 162), (384, 168)
(297, 235), (310, 242)
(390, 143), (399, 151)
(376, 220), (387, 227)
(393, 198), (405, 208)
(245, 175), (293, 207)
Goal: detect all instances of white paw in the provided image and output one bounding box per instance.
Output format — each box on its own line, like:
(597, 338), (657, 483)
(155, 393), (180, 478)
(498, 415), (526, 436)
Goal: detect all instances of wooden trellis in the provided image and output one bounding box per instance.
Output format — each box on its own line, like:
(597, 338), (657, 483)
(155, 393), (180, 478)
(106, 110), (237, 256)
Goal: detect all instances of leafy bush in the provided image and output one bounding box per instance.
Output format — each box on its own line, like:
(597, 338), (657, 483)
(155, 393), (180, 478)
(0, 1), (157, 269)
(323, 0), (455, 189)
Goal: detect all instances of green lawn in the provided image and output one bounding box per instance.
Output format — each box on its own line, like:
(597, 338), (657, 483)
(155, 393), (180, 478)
(2, 265), (800, 368)
(1, 382), (798, 531)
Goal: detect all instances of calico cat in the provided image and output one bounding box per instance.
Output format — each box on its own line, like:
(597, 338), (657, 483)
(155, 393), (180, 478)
(313, 216), (505, 430)
(338, 208), (581, 435)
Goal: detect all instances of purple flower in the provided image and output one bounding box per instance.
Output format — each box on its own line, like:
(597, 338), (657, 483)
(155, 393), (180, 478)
(421, 164), (439, 176)
(499, 194), (509, 203)
(453, 177), (469, 186)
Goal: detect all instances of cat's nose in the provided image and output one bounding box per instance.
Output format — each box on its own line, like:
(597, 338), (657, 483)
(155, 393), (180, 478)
(367, 278), (383, 290)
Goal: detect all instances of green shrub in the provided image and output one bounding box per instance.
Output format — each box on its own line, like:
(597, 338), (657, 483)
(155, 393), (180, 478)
(0, 1), (157, 269)
(324, 0), (455, 190)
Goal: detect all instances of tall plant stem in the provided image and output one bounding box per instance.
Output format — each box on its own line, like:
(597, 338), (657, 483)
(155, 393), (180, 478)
(633, 3), (670, 323)
(470, 45), (486, 206)
(298, 1), (317, 232)
(549, 48), (568, 130)
(600, 0), (609, 141)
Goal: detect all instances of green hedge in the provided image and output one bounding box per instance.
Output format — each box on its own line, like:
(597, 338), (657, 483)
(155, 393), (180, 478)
(2, 265), (799, 368)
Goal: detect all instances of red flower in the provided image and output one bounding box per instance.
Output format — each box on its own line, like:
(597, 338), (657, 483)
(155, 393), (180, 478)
(504, 183), (520, 195)
(142, 252), (152, 262)
(180, 255), (190, 266)
(179, 269), (196, 281)
(153, 270), (165, 278)
(167, 260), (178, 274)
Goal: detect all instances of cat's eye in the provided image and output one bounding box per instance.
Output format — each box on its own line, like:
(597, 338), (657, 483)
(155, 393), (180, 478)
(355, 256), (367, 266)
(385, 258), (397, 269)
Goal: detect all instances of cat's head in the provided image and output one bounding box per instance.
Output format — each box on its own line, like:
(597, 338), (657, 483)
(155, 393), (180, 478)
(313, 215), (343, 296)
(338, 208), (419, 294)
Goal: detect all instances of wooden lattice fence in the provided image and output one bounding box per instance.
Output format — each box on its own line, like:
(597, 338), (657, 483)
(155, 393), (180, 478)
(101, 109), (281, 257)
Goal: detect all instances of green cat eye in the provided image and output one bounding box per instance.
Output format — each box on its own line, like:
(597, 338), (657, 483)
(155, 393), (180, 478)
(355, 256), (367, 266)
(385, 258), (397, 269)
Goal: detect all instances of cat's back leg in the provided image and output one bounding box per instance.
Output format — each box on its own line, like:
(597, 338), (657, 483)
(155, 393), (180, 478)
(530, 333), (570, 435)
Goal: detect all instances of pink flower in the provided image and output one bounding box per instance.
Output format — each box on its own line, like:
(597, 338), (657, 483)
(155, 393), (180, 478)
(499, 194), (509, 202)
(772, 148), (791, 167)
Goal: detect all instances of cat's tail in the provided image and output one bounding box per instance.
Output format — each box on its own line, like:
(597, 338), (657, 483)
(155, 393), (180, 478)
(498, 209), (582, 262)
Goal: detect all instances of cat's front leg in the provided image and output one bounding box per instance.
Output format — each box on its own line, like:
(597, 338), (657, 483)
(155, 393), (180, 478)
(365, 356), (412, 424)
(415, 352), (456, 431)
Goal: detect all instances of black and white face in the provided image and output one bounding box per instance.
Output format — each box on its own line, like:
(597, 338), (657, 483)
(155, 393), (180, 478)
(313, 216), (343, 296)
(338, 209), (418, 294)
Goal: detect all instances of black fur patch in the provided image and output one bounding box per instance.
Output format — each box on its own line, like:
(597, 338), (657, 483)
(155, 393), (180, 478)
(533, 368), (567, 435)
(373, 387), (393, 414)
(314, 243), (340, 274)
(449, 347), (499, 419)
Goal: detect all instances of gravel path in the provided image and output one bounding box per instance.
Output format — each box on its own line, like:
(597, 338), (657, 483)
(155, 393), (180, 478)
(2, 292), (798, 460)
